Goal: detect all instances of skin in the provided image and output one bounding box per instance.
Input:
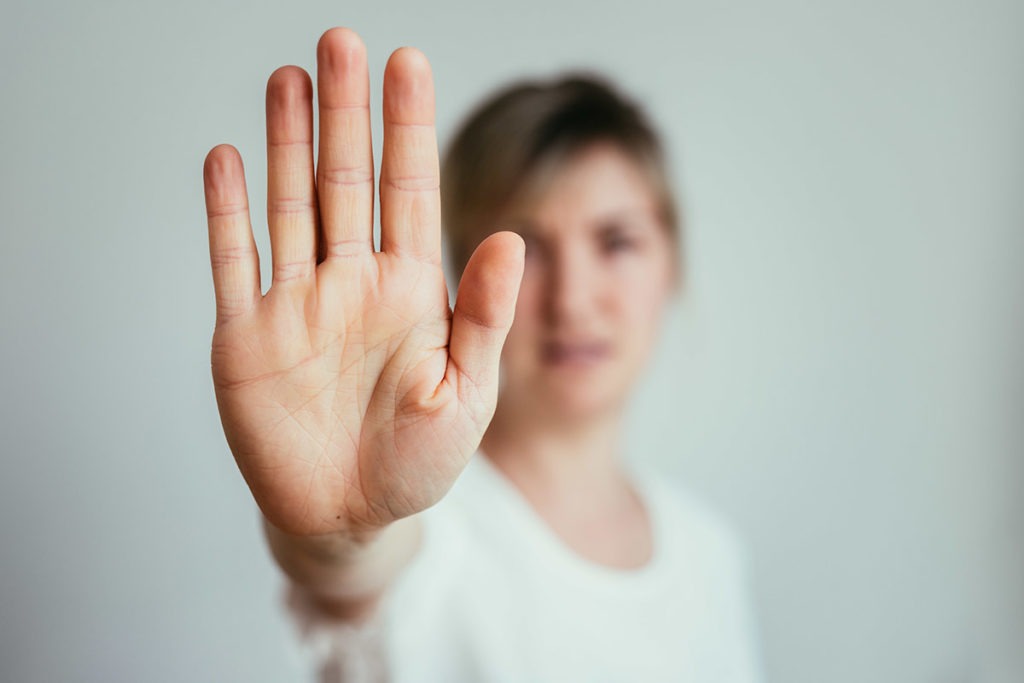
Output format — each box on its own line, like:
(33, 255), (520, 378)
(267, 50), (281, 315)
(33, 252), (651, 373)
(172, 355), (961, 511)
(480, 143), (678, 569)
(493, 142), (676, 425)
(204, 27), (678, 596)
(203, 28), (525, 539)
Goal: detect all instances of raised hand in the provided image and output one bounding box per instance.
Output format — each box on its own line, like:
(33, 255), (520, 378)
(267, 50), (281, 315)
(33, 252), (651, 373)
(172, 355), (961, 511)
(202, 28), (524, 538)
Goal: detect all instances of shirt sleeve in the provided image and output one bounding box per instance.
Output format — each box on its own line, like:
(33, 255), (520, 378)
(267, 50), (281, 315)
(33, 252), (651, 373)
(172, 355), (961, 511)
(281, 581), (389, 683)
(658, 474), (768, 683)
(722, 533), (768, 683)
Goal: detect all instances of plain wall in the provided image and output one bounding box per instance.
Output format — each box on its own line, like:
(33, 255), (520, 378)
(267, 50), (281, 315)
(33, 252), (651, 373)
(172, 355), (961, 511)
(1, 0), (1021, 681)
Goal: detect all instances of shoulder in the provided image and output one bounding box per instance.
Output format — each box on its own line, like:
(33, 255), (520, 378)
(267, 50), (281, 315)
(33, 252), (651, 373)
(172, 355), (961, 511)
(638, 466), (750, 570)
(640, 470), (766, 681)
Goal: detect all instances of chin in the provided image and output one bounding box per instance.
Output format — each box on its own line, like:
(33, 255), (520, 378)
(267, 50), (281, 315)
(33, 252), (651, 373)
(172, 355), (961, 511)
(546, 398), (618, 423)
(534, 375), (628, 422)
(498, 358), (637, 422)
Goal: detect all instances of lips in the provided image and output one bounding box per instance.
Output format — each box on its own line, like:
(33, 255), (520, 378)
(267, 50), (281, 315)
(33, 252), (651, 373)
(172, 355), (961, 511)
(541, 340), (611, 365)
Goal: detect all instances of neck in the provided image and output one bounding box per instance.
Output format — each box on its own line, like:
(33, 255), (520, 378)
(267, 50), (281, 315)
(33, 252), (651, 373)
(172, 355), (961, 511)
(479, 396), (656, 571)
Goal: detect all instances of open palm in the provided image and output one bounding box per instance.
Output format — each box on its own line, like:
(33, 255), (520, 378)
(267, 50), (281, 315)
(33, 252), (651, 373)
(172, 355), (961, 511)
(202, 28), (524, 537)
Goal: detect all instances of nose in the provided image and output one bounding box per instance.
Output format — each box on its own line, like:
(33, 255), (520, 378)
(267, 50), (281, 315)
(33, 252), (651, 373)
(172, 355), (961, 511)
(543, 242), (597, 326)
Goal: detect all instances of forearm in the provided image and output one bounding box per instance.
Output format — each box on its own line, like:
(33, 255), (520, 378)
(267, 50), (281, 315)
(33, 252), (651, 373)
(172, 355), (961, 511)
(263, 515), (422, 620)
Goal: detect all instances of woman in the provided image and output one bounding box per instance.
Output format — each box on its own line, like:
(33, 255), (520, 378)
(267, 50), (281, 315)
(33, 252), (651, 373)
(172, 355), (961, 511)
(203, 27), (762, 682)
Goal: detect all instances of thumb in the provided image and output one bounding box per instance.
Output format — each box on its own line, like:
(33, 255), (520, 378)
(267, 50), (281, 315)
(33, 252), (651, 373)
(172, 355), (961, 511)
(446, 231), (525, 415)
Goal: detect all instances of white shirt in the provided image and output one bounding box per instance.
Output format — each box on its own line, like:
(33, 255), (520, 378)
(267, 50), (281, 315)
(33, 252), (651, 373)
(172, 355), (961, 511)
(286, 452), (765, 682)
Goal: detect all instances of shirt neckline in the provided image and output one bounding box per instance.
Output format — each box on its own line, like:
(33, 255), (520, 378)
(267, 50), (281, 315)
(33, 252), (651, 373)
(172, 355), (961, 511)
(465, 449), (671, 589)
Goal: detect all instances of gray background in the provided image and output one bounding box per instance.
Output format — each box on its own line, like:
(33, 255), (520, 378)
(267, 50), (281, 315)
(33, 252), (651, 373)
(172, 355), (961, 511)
(1, 0), (1021, 681)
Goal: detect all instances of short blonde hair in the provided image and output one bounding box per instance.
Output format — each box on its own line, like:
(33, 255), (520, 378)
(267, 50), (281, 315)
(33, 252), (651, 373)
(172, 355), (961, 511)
(441, 72), (682, 278)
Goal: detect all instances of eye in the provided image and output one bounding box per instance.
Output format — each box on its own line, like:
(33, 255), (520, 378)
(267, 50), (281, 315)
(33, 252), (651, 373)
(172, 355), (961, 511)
(521, 234), (548, 262)
(599, 227), (637, 254)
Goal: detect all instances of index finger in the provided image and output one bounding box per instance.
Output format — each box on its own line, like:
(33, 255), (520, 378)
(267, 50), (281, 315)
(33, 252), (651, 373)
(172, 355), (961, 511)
(378, 47), (442, 265)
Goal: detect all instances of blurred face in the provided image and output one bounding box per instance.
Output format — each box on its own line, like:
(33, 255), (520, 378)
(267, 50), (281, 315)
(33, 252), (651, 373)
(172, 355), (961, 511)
(496, 142), (677, 422)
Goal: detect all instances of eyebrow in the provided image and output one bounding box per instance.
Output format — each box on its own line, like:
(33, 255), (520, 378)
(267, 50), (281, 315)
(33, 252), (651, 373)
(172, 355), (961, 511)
(593, 209), (654, 228)
(501, 218), (538, 235)
(505, 207), (655, 237)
